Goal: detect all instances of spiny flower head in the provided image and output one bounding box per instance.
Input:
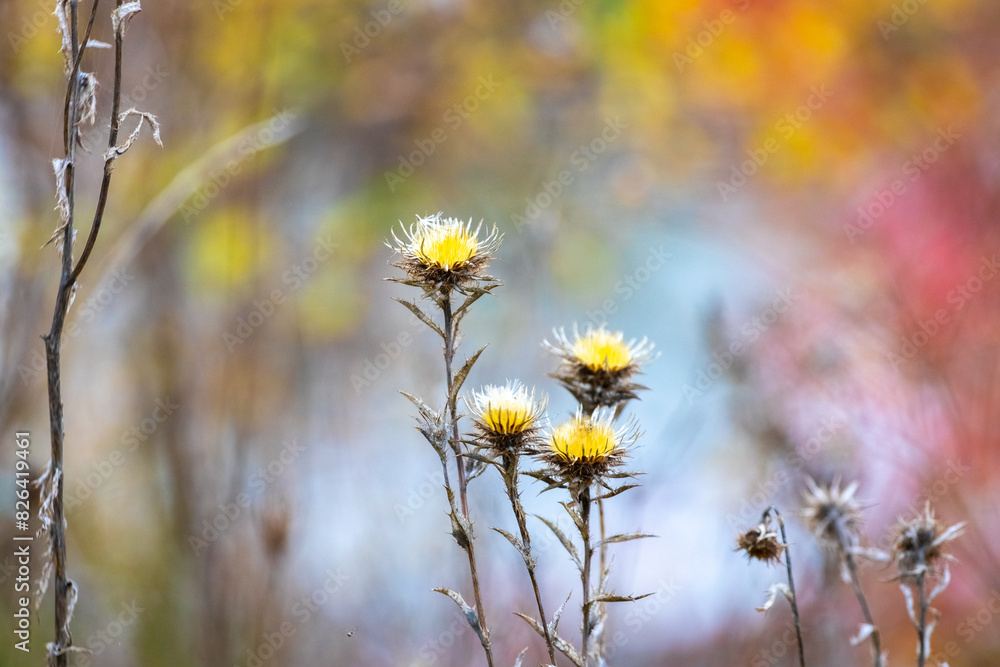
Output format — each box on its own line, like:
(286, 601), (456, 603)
(737, 519), (785, 566)
(891, 502), (965, 583)
(388, 213), (501, 290)
(544, 325), (657, 412)
(540, 408), (637, 481)
(801, 476), (864, 550)
(466, 382), (547, 450)
(572, 328), (636, 372)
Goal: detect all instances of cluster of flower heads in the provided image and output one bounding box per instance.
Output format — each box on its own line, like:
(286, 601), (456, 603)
(389, 213), (657, 482)
(466, 382), (640, 482)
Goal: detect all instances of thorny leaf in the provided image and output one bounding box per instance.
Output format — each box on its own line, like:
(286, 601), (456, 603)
(584, 592), (653, 617)
(756, 583), (792, 613)
(453, 282), (500, 327)
(535, 515), (582, 570)
(513, 647), (528, 667)
(449, 345), (486, 407)
(433, 588), (485, 645)
(393, 298), (444, 338)
(459, 450), (497, 467)
(560, 501), (585, 534)
(492, 527), (533, 569)
(444, 492), (473, 551)
(599, 532), (656, 546)
(594, 483), (641, 501)
(523, 469), (563, 494)
(548, 591), (572, 636)
(514, 612), (583, 667)
(400, 392), (448, 461)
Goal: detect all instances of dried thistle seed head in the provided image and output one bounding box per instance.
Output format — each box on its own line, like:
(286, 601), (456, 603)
(891, 502), (965, 583)
(801, 476), (863, 550)
(539, 409), (637, 481)
(466, 381), (547, 450)
(388, 213), (501, 290)
(544, 325), (656, 411)
(737, 521), (785, 565)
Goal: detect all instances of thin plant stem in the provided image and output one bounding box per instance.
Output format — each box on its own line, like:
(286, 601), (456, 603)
(596, 496), (607, 657)
(441, 296), (470, 515)
(579, 483), (593, 667)
(43, 1), (117, 663)
(440, 292), (493, 667)
(841, 545), (883, 667)
(917, 573), (927, 667)
(766, 507), (806, 667)
(501, 453), (557, 665)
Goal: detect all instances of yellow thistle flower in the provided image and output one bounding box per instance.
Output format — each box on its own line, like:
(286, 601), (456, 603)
(541, 409), (636, 480)
(544, 325), (657, 412)
(571, 328), (634, 372)
(550, 415), (618, 462)
(388, 213), (501, 289)
(467, 382), (547, 449)
(413, 222), (477, 271)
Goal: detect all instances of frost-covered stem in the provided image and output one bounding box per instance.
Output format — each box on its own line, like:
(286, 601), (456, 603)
(440, 293), (493, 667)
(501, 453), (557, 665)
(767, 507), (806, 667)
(580, 484), (593, 666)
(841, 545), (883, 667)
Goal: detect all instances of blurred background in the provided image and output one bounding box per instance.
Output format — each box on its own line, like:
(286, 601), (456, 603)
(2, 0), (1000, 664)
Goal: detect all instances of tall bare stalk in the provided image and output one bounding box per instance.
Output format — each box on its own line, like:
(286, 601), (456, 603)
(38, 2), (158, 664)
